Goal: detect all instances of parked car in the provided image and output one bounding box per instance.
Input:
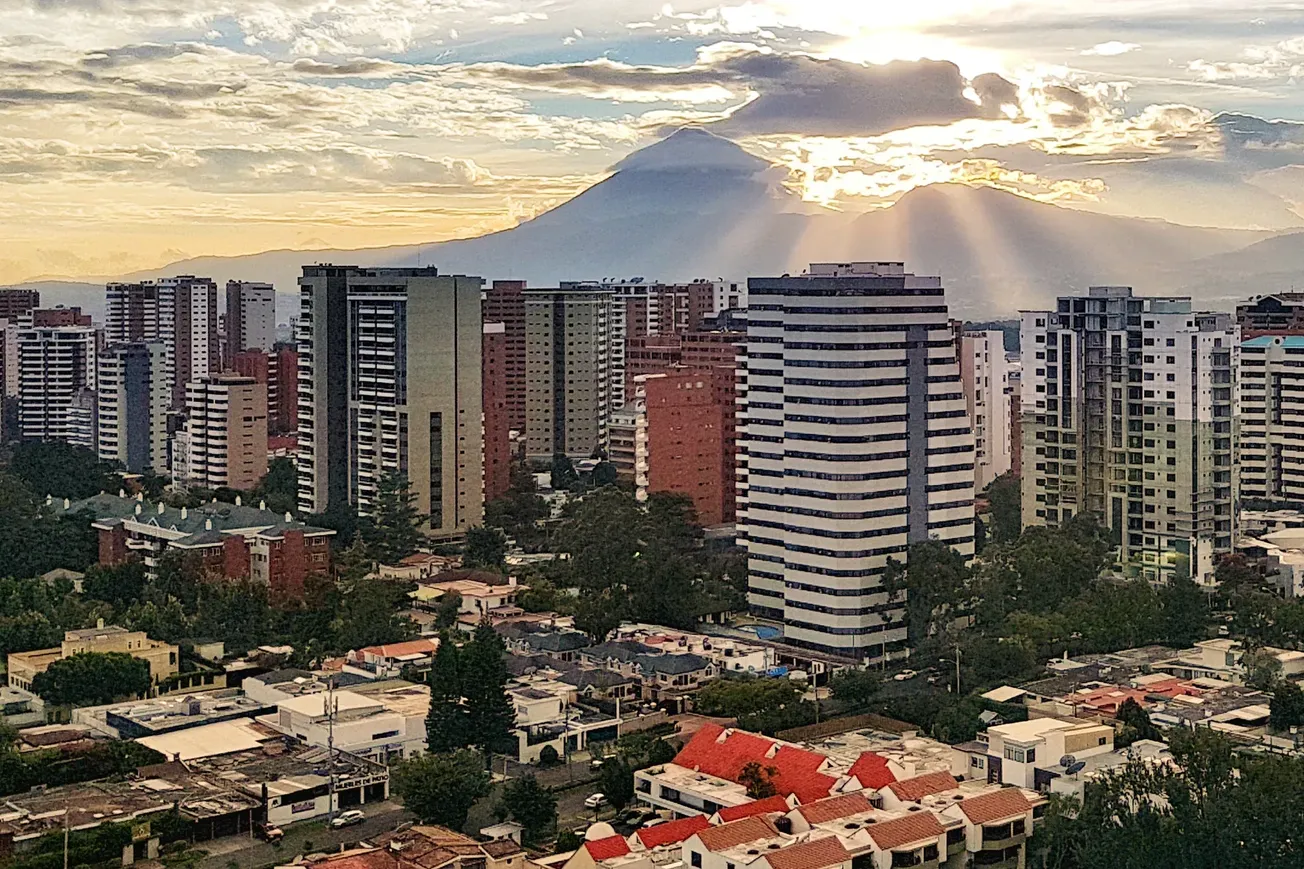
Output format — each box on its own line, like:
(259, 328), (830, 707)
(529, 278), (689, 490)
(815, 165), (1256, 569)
(584, 793), (608, 809)
(255, 823), (284, 842)
(589, 758), (605, 770)
(330, 810), (366, 829)
(892, 669), (918, 682)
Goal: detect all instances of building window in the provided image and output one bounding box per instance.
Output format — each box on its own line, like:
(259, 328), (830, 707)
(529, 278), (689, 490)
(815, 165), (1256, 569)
(691, 853), (702, 868)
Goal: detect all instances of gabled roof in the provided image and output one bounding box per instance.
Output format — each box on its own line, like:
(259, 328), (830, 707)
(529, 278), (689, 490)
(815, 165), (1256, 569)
(847, 752), (896, 790)
(358, 639), (439, 658)
(795, 793), (873, 825)
(764, 837), (849, 869)
(635, 814), (711, 849)
(636, 653), (712, 675)
(717, 796), (791, 822)
(695, 816), (779, 851)
(583, 835), (631, 861)
(957, 789), (1034, 824)
(884, 771), (958, 802)
(865, 813), (946, 851)
(672, 725), (837, 805)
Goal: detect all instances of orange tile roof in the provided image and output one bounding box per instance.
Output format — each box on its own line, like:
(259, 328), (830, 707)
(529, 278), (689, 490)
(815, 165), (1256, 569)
(717, 796), (792, 822)
(636, 815), (711, 849)
(847, 752), (897, 790)
(673, 725), (837, 805)
(795, 793), (874, 825)
(695, 816), (780, 851)
(865, 813), (946, 850)
(313, 852), (398, 869)
(957, 789), (1034, 824)
(359, 638), (439, 658)
(764, 837), (850, 869)
(884, 771), (959, 802)
(584, 836), (631, 861)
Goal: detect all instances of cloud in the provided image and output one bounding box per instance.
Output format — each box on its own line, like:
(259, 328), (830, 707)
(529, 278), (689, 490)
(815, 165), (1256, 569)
(1082, 41), (1140, 57)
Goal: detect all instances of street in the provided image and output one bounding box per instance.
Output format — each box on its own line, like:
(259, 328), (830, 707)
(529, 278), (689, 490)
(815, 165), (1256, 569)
(189, 802), (411, 869)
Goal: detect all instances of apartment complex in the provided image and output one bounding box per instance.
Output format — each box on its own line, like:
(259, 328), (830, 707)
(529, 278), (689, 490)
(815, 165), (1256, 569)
(1019, 287), (1238, 585)
(483, 322), (512, 502)
(224, 280), (275, 363)
(96, 342), (170, 473)
(8, 624), (178, 693)
(960, 329), (1013, 491)
(739, 263), (975, 659)
(524, 286), (613, 461)
(1237, 293), (1304, 338)
(173, 374), (268, 491)
(611, 367), (737, 526)
(1240, 334), (1304, 503)
(484, 279), (527, 432)
(624, 330), (743, 403)
(16, 317), (100, 443)
(0, 288), (39, 320)
(298, 265), (485, 535)
(106, 277), (218, 407)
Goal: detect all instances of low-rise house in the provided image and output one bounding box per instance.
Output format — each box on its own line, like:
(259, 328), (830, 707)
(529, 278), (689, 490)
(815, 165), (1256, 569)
(950, 717), (1115, 790)
(503, 626), (592, 664)
(413, 573), (527, 624)
(579, 641), (718, 707)
(345, 638), (441, 679)
(0, 685), (45, 728)
(507, 674), (619, 764)
(377, 553), (461, 581)
(257, 683), (430, 762)
(74, 689), (272, 739)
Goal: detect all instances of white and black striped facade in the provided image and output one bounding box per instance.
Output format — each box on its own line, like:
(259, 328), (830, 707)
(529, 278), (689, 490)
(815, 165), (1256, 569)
(739, 263), (976, 659)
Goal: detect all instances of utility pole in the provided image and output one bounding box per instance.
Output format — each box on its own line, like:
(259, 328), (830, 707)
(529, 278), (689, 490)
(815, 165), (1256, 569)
(62, 802), (69, 869)
(326, 676), (337, 825)
(954, 645), (962, 696)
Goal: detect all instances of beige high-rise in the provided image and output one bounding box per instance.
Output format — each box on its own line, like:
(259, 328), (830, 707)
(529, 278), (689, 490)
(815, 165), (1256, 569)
(524, 287), (613, 461)
(297, 266), (484, 537)
(174, 374), (269, 491)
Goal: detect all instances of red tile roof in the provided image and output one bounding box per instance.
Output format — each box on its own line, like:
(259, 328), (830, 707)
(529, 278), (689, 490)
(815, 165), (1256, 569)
(636, 815), (711, 849)
(865, 813), (946, 850)
(672, 725), (837, 805)
(764, 837), (850, 869)
(315, 852), (398, 869)
(358, 638), (439, 658)
(695, 816), (780, 851)
(584, 836), (632, 861)
(717, 796), (792, 822)
(957, 789), (1034, 824)
(884, 771), (959, 802)
(795, 793), (874, 825)
(847, 752), (897, 790)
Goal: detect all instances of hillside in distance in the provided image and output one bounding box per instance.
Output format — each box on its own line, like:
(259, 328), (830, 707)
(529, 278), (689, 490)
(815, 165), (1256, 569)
(49, 128), (1296, 318)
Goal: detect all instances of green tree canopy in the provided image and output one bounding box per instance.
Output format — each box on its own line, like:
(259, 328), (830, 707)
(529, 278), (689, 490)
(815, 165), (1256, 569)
(461, 622), (518, 756)
(392, 749), (490, 830)
(31, 652), (152, 707)
(984, 472), (1021, 546)
(9, 442), (121, 499)
(498, 775), (557, 845)
(363, 472), (425, 564)
(463, 526), (507, 571)
(426, 637), (470, 754)
(251, 457), (298, 514)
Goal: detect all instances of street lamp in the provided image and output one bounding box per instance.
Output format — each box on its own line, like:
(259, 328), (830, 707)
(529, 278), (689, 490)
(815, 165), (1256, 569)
(939, 646), (961, 695)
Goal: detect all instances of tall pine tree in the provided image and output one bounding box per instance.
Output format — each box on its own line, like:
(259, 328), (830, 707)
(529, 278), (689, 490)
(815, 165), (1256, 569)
(365, 472), (425, 564)
(462, 620), (518, 757)
(426, 635), (471, 753)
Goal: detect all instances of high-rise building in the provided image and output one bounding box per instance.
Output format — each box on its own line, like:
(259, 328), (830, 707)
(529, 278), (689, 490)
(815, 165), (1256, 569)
(174, 374), (268, 491)
(620, 366), (737, 526)
(1008, 364), (1023, 478)
(960, 330), (1013, 492)
(1239, 334), (1304, 503)
(0, 289), (39, 320)
(272, 344), (298, 436)
(483, 323), (511, 503)
(484, 280), (526, 433)
(96, 342), (170, 473)
(524, 286), (613, 461)
(106, 277), (217, 408)
(297, 266), (484, 536)
(739, 263), (975, 659)
(16, 318), (100, 444)
(1020, 287), (1238, 585)
(225, 281), (276, 365)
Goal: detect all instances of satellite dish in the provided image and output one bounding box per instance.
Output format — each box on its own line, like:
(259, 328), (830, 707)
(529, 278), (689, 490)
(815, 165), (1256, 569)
(1065, 761), (1087, 776)
(1059, 754), (1077, 769)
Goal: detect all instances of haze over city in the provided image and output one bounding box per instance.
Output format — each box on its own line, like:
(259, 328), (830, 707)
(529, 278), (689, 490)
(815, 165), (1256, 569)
(5, 0), (1304, 287)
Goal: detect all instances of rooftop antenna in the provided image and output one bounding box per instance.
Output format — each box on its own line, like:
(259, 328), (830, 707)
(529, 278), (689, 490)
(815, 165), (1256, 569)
(326, 674), (338, 824)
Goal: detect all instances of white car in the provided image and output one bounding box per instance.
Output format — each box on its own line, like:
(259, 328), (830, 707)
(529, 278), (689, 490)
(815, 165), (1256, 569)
(330, 810), (366, 829)
(584, 794), (608, 809)
(892, 669), (918, 682)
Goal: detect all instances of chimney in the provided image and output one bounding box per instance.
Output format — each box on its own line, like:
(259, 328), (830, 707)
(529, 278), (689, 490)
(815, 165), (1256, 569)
(235, 494), (242, 506)
(158, 502), (165, 515)
(285, 512), (293, 522)
(205, 518), (213, 531)
(135, 503), (143, 515)
(181, 507), (188, 520)
(259, 500), (266, 511)
(96, 617), (104, 629)
(45, 494), (52, 506)
(119, 488), (126, 498)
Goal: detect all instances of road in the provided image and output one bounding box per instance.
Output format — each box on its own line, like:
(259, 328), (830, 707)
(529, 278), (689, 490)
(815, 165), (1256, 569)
(191, 802), (411, 869)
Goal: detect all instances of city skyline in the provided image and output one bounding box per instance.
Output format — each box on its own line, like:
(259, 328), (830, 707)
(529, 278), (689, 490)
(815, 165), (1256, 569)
(4, 2), (1304, 284)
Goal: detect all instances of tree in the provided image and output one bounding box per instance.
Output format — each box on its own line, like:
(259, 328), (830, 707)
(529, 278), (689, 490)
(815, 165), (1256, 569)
(537, 745), (561, 768)
(426, 639), (471, 753)
(555, 830), (584, 853)
(695, 678), (803, 719)
(464, 526), (507, 571)
(484, 465), (549, 553)
(499, 775), (557, 845)
(1270, 680), (1304, 732)
(31, 652), (151, 707)
(364, 472), (425, 564)
(0, 612), (61, 658)
(882, 540), (971, 643)
(1114, 697), (1162, 747)
(985, 473), (1022, 546)
(597, 756), (635, 810)
(461, 622), (518, 756)
(1158, 574), (1209, 647)
(82, 562), (147, 607)
(333, 578), (416, 651)
(830, 670), (880, 712)
(550, 454), (579, 491)
(252, 458), (298, 514)
(738, 761), (779, 799)
(392, 749), (490, 830)
(1242, 647), (1284, 691)
(193, 580), (275, 655)
(435, 592), (463, 630)
(9, 441), (121, 499)
(591, 461), (618, 488)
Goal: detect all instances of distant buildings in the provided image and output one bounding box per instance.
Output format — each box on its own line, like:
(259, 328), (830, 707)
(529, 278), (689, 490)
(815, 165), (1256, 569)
(1237, 292), (1304, 338)
(96, 341), (170, 473)
(960, 329), (1012, 491)
(1019, 287), (1238, 585)
(174, 374), (268, 491)
(483, 322), (512, 502)
(1241, 334), (1304, 503)
(7, 624), (178, 694)
(739, 263), (976, 659)
(223, 280), (275, 365)
(297, 265), (485, 536)
(15, 314), (99, 443)
(524, 286), (614, 461)
(484, 279), (527, 432)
